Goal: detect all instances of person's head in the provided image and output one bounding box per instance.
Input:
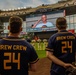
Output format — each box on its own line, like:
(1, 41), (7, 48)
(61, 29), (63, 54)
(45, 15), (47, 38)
(8, 16), (23, 34)
(56, 17), (67, 30)
(41, 15), (47, 23)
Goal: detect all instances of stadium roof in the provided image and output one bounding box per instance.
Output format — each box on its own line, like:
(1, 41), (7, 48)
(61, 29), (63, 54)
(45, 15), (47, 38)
(0, 0), (75, 17)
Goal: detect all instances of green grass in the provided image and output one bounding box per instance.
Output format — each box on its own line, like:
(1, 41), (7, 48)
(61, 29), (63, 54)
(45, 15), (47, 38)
(31, 42), (47, 58)
(36, 50), (46, 58)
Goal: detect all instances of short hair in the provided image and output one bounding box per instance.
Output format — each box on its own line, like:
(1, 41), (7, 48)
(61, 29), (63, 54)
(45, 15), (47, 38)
(56, 17), (67, 29)
(42, 14), (47, 18)
(9, 16), (23, 33)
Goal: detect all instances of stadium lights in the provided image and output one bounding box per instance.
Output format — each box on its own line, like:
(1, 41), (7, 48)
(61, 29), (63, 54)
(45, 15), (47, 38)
(13, 8), (18, 10)
(11, 9), (15, 11)
(4, 9), (8, 11)
(20, 7), (25, 9)
(8, 9), (12, 11)
(2, 9), (8, 11)
(2, 9), (5, 11)
(18, 7), (21, 10)
(24, 7), (26, 9)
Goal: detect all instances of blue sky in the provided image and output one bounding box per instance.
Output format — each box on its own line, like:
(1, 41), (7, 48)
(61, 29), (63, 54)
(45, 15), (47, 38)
(0, 0), (60, 9)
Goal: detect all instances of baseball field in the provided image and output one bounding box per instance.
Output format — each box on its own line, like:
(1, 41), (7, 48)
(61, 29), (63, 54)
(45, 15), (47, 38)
(29, 42), (51, 75)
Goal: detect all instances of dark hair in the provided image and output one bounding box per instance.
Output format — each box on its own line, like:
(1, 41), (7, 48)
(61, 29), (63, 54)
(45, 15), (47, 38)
(56, 17), (67, 30)
(9, 16), (23, 33)
(41, 25), (47, 28)
(26, 39), (31, 43)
